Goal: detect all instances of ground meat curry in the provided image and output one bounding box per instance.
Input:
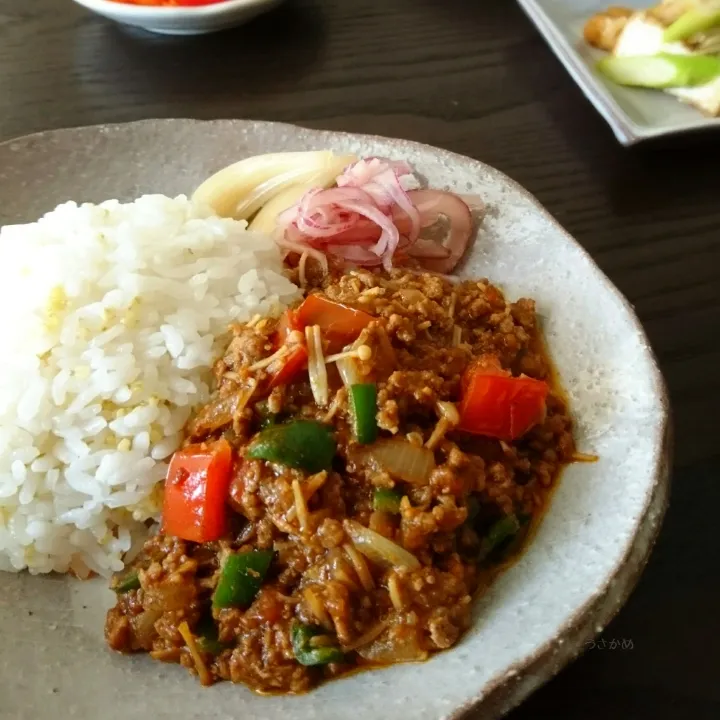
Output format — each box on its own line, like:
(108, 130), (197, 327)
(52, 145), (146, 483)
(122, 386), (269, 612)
(105, 268), (576, 694)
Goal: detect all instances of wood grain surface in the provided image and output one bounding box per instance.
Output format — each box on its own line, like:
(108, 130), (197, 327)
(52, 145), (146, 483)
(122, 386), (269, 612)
(1, 0), (718, 717)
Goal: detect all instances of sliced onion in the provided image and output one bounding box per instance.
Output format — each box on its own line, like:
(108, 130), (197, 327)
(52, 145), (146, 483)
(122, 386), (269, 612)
(277, 159), (422, 270)
(342, 618), (390, 651)
(326, 244), (385, 266)
(337, 158), (389, 187)
(344, 519), (420, 570)
(272, 159), (477, 273)
(130, 608), (162, 650)
(366, 438), (436, 485)
(276, 238), (329, 275)
(280, 187), (402, 267)
(355, 626), (427, 663)
(342, 164), (420, 242)
(143, 581), (196, 612)
(187, 385), (255, 436)
(335, 161), (420, 249)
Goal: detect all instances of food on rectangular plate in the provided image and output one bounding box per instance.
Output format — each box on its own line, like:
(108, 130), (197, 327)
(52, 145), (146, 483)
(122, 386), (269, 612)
(585, 1), (720, 116)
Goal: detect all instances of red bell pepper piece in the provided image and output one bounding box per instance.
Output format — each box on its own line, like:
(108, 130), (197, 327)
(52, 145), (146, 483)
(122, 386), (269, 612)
(458, 357), (549, 441)
(266, 309), (308, 389)
(268, 345), (308, 389)
(295, 295), (373, 352)
(162, 438), (233, 543)
(276, 308), (301, 342)
(264, 298), (374, 389)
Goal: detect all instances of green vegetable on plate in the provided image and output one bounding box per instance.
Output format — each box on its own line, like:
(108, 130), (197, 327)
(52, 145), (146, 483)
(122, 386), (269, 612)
(664, 6), (720, 42)
(291, 622), (344, 666)
(212, 549), (274, 609)
(349, 383), (378, 444)
(597, 53), (720, 89)
(477, 514), (522, 562)
(255, 400), (279, 429)
(373, 488), (403, 514)
(195, 616), (228, 655)
(246, 420), (336, 472)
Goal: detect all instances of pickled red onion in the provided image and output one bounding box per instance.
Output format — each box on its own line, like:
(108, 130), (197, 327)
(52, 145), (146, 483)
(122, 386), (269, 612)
(277, 158), (474, 272)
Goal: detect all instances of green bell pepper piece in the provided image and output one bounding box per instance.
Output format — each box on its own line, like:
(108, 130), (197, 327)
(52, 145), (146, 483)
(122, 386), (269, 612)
(373, 488), (403, 514)
(196, 616), (228, 655)
(291, 622), (344, 666)
(255, 400), (279, 429)
(477, 514), (521, 562)
(246, 420), (336, 472)
(349, 383), (378, 444)
(212, 549), (274, 609)
(664, 8), (720, 42)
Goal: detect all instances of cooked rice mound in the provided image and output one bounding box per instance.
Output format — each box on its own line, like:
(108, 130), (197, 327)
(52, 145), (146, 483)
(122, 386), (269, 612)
(0, 195), (300, 575)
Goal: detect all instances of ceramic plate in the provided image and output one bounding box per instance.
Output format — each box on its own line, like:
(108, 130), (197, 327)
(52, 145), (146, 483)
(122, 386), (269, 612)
(0, 120), (669, 720)
(72, 0), (284, 36)
(517, 0), (720, 145)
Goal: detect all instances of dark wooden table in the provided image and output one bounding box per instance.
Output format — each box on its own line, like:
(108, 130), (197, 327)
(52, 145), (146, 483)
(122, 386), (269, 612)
(1, 0), (718, 716)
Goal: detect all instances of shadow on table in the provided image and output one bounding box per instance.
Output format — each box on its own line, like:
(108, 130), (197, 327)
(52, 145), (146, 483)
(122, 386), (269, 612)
(72, 1), (325, 108)
(415, 0), (720, 219)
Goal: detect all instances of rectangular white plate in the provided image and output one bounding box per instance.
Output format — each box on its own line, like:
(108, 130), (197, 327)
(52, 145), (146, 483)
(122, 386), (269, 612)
(517, 0), (720, 145)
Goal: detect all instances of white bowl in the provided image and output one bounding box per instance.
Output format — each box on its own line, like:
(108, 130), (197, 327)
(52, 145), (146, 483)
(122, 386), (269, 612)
(72, 0), (284, 35)
(0, 119), (669, 719)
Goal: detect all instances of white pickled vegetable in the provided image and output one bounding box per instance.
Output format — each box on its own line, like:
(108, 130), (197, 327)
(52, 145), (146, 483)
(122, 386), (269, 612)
(193, 151), (356, 221)
(248, 184), (314, 234)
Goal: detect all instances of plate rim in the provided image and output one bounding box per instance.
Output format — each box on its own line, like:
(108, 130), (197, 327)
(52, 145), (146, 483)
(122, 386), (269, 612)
(0, 118), (672, 719)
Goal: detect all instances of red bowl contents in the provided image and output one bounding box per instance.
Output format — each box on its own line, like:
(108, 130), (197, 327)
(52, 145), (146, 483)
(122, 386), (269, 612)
(109, 0), (230, 6)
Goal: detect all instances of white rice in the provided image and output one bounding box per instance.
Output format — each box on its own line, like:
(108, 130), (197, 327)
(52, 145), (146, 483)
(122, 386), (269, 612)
(0, 195), (300, 576)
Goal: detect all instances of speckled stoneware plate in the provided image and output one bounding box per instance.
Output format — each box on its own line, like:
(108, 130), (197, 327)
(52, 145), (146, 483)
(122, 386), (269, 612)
(0, 119), (669, 720)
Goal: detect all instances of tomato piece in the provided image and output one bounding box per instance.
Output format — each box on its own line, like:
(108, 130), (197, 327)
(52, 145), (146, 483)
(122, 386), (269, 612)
(458, 363), (549, 441)
(295, 295), (373, 351)
(162, 438), (233, 543)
